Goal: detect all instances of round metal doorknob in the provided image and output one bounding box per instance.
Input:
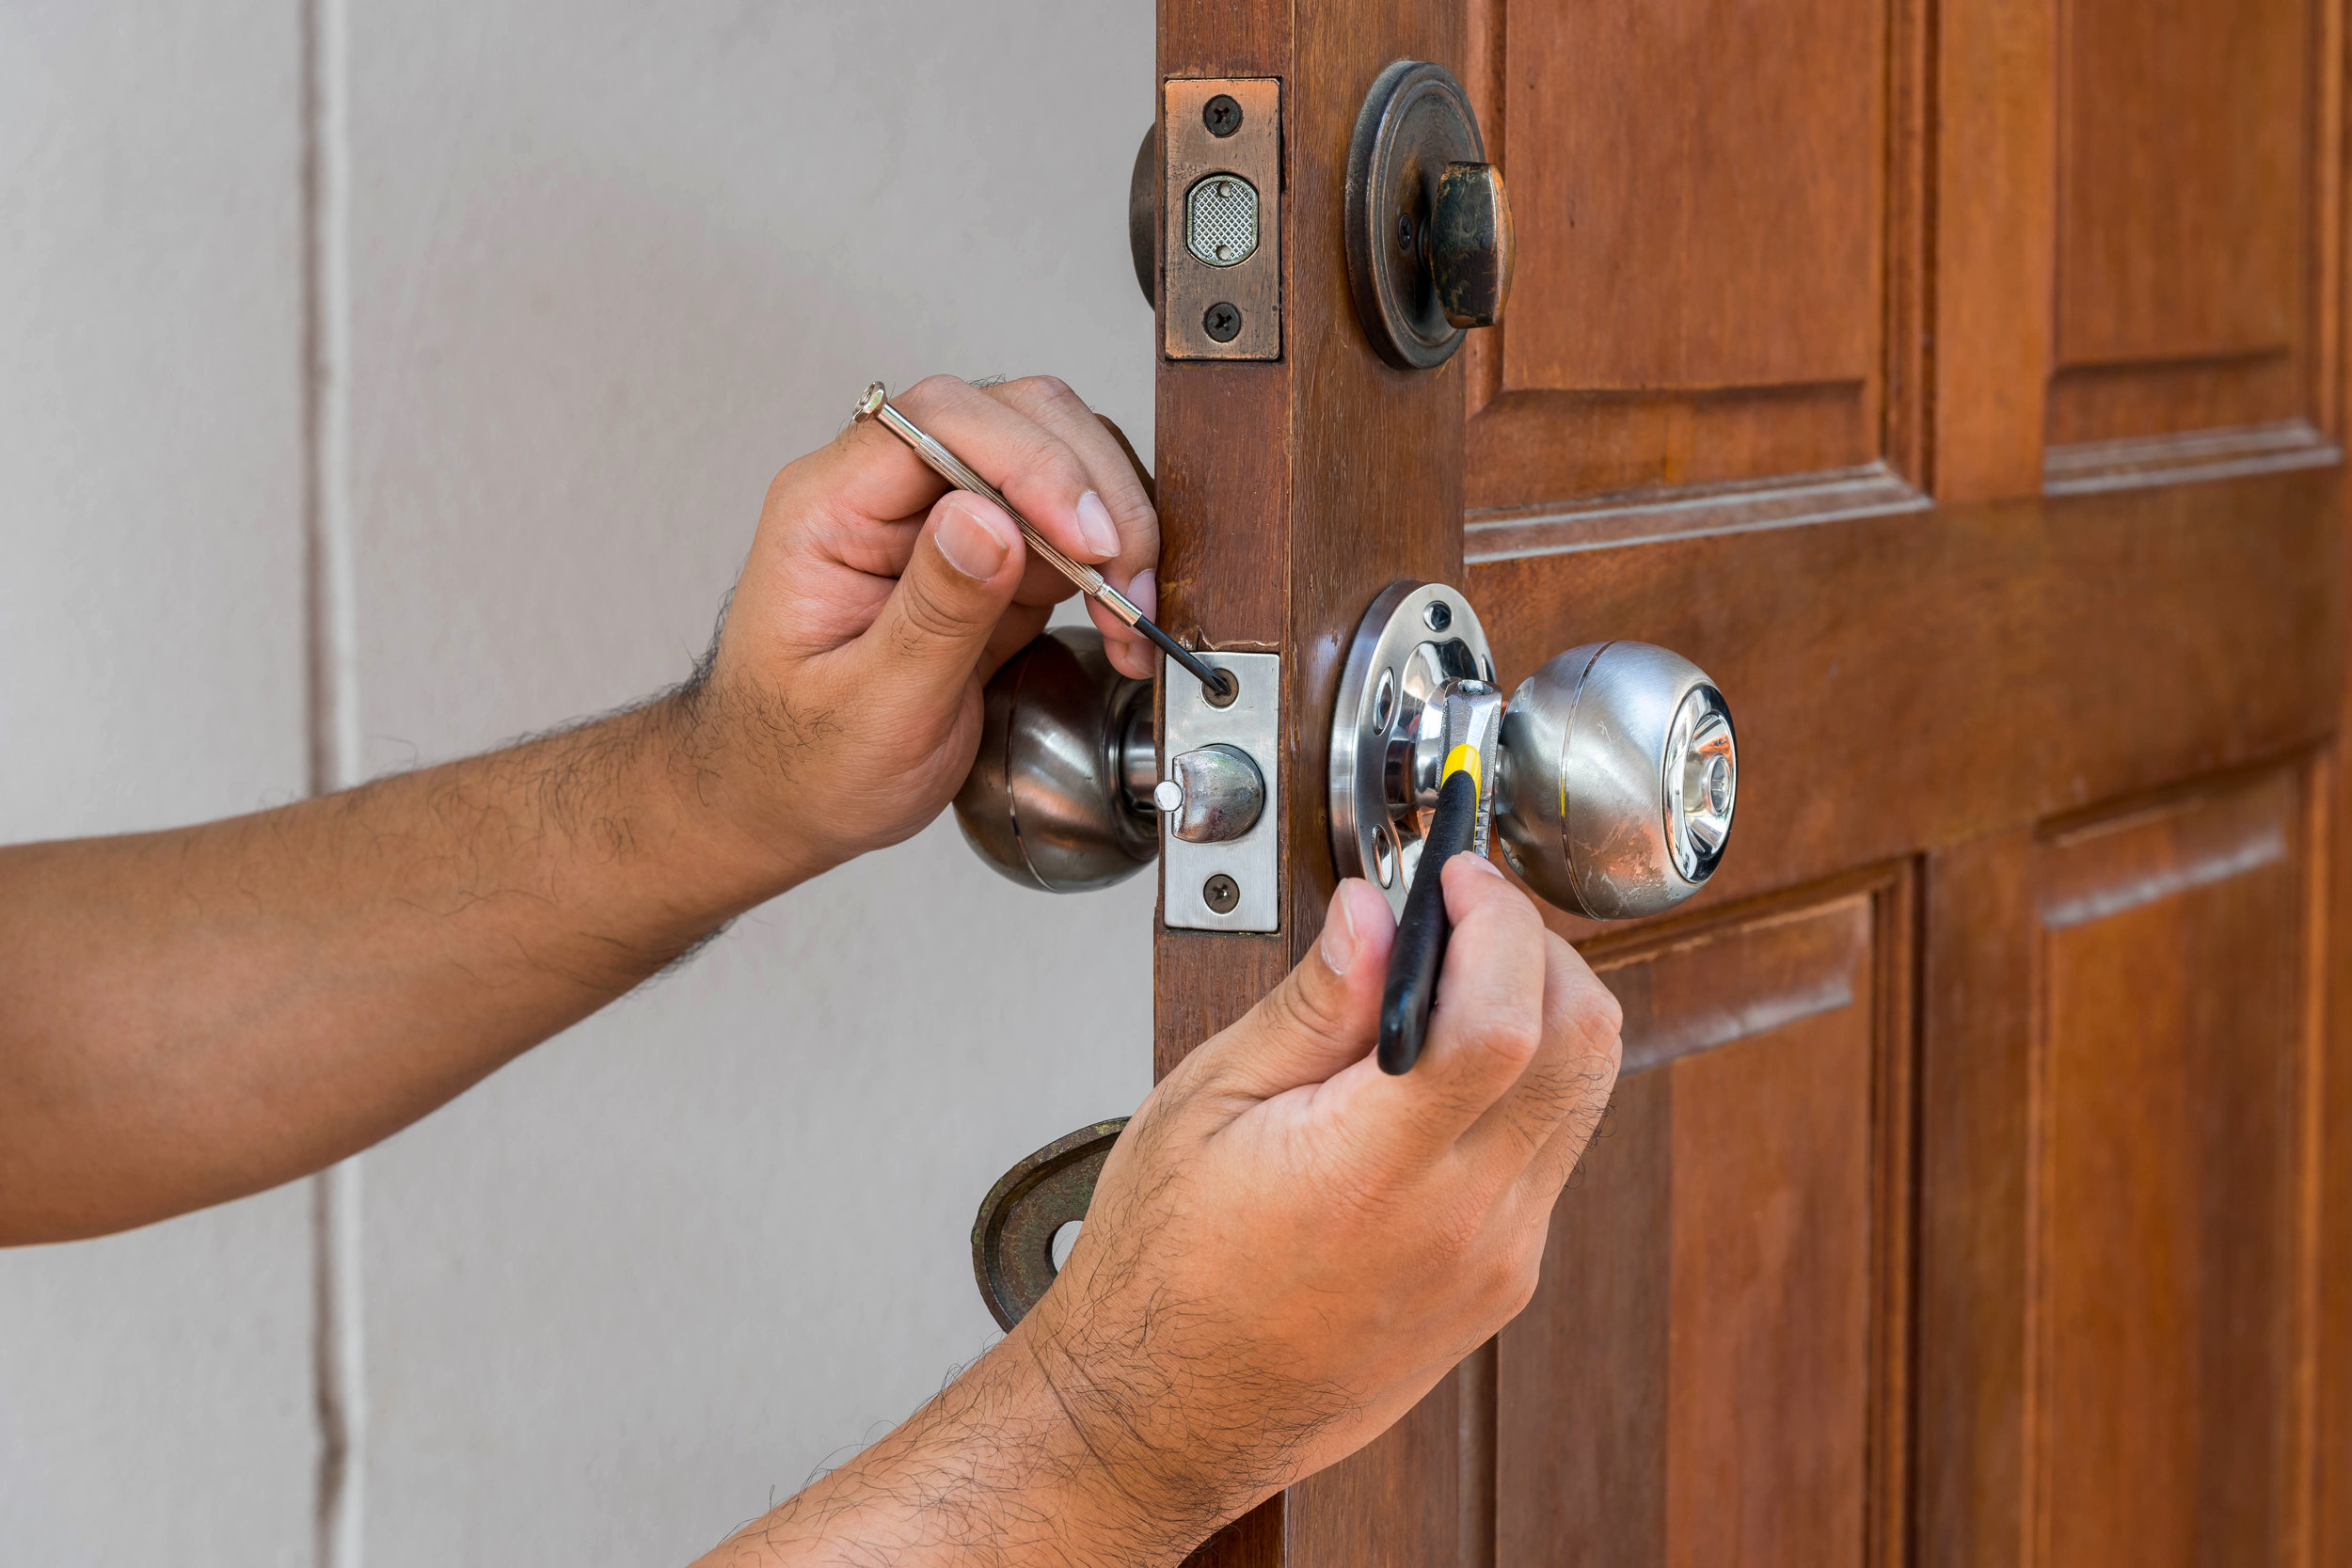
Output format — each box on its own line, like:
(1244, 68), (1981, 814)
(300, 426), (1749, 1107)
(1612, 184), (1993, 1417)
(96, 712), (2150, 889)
(954, 628), (1157, 893)
(1494, 642), (1738, 920)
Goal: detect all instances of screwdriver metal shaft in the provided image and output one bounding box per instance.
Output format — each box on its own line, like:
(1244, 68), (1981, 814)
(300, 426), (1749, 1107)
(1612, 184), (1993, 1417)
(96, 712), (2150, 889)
(853, 382), (1234, 698)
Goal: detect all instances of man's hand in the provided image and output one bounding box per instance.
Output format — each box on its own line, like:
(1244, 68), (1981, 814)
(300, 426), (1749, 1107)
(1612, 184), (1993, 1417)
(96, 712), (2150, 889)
(706, 862), (1624, 1565)
(0, 372), (1155, 1242)
(685, 374), (1160, 879)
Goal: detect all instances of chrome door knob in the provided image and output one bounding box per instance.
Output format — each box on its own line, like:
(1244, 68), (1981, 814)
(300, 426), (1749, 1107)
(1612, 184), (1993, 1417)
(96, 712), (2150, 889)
(1494, 642), (1737, 919)
(954, 628), (1157, 893)
(1331, 583), (1738, 923)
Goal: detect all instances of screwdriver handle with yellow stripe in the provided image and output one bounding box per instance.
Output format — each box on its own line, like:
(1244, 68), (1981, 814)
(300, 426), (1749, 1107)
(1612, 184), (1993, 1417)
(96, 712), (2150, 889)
(1376, 753), (1483, 1075)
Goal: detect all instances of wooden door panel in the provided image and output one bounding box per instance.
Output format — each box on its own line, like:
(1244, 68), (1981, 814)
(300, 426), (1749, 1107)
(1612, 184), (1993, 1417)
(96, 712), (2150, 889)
(2038, 770), (2321, 1568)
(2051, 0), (2316, 444)
(1470, 469), (2341, 941)
(1498, 885), (1908, 1568)
(1155, 0), (2347, 1562)
(1466, 0), (1902, 508)
(1921, 767), (2329, 1568)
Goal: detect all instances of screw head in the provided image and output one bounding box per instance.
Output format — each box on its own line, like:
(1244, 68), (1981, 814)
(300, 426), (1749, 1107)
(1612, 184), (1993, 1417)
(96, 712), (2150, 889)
(1202, 873), (1241, 913)
(1203, 94), (1243, 137)
(1202, 302), (1242, 342)
(1423, 600), (1453, 632)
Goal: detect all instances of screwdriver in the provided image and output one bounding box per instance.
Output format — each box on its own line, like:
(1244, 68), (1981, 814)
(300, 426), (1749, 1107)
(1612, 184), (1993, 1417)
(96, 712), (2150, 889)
(854, 382), (1236, 699)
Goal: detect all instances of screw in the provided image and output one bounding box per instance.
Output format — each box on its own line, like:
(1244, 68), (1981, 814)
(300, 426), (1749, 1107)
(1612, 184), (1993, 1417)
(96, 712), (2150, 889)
(1203, 666), (1239, 706)
(1203, 94), (1243, 137)
(1398, 213), (1416, 253)
(1423, 600), (1453, 632)
(1203, 873), (1241, 913)
(1203, 302), (1242, 342)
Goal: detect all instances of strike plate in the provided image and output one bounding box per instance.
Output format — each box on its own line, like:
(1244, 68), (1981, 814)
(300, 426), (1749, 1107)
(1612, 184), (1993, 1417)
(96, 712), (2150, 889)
(1162, 651), (1280, 931)
(1163, 78), (1281, 361)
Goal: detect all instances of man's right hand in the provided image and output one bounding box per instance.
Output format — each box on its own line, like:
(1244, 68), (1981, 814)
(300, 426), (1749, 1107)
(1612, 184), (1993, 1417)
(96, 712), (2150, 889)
(1026, 859), (1623, 1544)
(705, 860), (1624, 1566)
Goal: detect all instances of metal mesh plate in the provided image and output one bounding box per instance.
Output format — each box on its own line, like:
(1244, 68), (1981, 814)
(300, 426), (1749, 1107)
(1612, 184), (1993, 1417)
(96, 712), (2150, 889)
(1185, 174), (1259, 267)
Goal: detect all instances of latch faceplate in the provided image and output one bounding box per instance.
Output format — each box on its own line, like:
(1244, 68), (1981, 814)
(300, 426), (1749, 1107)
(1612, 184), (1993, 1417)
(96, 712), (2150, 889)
(1162, 651), (1280, 930)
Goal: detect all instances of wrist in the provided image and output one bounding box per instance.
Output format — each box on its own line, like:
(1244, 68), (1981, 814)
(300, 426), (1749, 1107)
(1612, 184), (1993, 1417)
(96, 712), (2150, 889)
(644, 679), (841, 895)
(696, 1323), (1232, 1568)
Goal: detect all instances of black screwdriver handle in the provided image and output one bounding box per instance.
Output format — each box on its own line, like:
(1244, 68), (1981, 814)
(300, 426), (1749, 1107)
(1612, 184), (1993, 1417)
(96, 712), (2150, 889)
(1377, 767), (1480, 1074)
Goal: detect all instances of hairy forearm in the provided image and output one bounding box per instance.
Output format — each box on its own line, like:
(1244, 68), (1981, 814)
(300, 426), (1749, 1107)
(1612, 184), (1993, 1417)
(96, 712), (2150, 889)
(695, 1323), (1240, 1568)
(0, 688), (810, 1243)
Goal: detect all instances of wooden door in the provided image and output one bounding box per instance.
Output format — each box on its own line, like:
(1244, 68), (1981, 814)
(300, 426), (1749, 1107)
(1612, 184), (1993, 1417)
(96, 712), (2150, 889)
(1151, 2), (2349, 1566)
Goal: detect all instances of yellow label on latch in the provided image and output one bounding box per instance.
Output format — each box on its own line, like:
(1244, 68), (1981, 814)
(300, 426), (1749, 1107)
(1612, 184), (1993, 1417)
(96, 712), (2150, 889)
(1442, 743), (1483, 796)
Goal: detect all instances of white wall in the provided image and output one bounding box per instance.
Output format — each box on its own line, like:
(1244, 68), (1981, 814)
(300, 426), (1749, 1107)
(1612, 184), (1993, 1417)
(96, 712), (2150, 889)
(0, 3), (1157, 1562)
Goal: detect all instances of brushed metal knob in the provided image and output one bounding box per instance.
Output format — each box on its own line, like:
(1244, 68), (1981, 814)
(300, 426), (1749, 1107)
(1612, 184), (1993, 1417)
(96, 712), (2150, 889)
(954, 628), (1156, 893)
(1494, 642), (1738, 919)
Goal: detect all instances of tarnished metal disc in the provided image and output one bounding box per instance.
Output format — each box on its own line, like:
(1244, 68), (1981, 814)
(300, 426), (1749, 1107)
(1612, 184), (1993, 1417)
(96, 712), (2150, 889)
(970, 1118), (1129, 1331)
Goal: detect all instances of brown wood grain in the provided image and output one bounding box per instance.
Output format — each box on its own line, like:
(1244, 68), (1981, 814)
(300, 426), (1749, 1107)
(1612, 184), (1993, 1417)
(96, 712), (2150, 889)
(1916, 832), (2039, 1568)
(1921, 768), (2333, 1568)
(1501, 886), (1895, 1567)
(1156, 0), (1478, 1563)
(1153, 7), (1304, 1558)
(2033, 770), (2314, 1568)
(1934, 0), (2057, 501)
(2047, 355), (2306, 447)
(1153, 1), (2344, 1563)
(1501, 0), (1881, 394)
(1471, 467), (2343, 950)
(1460, 0), (1910, 506)
(2054, 0), (2308, 370)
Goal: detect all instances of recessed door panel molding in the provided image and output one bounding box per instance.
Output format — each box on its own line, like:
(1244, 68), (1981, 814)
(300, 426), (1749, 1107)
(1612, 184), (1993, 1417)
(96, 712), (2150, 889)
(1920, 766), (2330, 1568)
(1155, 0), (2349, 1563)
(1460, 0), (1931, 539)
(2032, 769), (2323, 1568)
(2043, 0), (2346, 462)
(1470, 467), (2338, 927)
(1501, 878), (1914, 1568)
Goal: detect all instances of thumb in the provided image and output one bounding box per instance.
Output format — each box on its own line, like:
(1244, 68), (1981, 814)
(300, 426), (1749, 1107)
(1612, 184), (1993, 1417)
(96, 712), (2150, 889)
(1192, 879), (1396, 1101)
(859, 491), (1025, 703)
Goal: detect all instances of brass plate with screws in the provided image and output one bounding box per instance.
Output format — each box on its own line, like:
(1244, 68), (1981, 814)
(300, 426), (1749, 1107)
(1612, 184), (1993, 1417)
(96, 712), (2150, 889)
(1163, 77), (1280, 362)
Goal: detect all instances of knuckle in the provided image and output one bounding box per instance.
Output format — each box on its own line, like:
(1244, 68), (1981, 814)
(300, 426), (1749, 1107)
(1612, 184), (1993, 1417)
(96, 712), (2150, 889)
(1263, 966), (1350, 1044)
(1012, 373), (1080, 408)
(1503, 1246), (1545, 1319)
(1581, 977), (1626, 1040)
(902, 372), (970, 408)
(892, 571), (970, 651)
(1470, 1011), (1543, 1073)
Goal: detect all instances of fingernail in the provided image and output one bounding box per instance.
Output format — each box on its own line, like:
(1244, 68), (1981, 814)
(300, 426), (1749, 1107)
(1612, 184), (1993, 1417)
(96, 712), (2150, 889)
(1459, 852), (1505, 879)
(1074, 491), (1120, 561)
(1123, 568), (1157, 620)
(1320, 885), (1360, 975)
(936, 499), (1011, 580)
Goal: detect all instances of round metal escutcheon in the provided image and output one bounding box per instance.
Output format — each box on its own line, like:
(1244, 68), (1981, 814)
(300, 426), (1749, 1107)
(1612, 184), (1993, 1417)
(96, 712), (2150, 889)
(971, 1118), (1129, 1331)
(1328, 580), (1495, 921)
(1344, 60), (1486, 370)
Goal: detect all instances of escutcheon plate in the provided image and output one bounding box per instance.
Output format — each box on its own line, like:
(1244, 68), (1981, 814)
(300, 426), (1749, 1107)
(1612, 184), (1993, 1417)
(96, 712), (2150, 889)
(1329, 581), (1496, 920)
